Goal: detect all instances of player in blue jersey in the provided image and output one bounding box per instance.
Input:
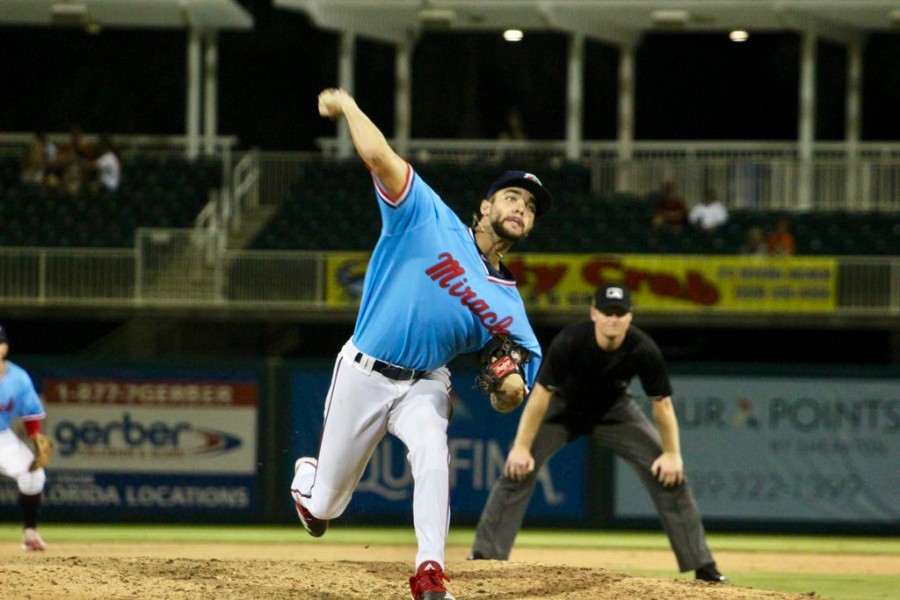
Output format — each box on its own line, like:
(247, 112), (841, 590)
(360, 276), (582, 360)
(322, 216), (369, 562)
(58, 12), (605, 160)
(291, 88), (554, 600)
(0, 324), (50, 551)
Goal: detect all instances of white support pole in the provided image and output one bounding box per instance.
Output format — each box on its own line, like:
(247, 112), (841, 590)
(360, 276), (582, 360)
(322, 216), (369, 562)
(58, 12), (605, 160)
(565, 32), (584, 161)
(616, 44), (636, 192)
(337, 31), (356, 160)
(203, 31), (219, 157)
(797, 30), (817, 211)
(845, 39), (863, 209)
(186, 27), (202, 161)
(394, 37), (413, 158)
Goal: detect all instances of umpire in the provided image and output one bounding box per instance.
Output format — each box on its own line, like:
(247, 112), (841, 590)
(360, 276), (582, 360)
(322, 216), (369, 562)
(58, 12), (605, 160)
(468, 284), (726, 583)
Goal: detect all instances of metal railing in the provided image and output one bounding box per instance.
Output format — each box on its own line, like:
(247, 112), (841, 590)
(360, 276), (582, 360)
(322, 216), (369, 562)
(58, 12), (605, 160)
(255, 151), (323, 207)
(0, 132), (239, 161)
(192, 147), (262, 261)
(2, 141), (899, 326)
(2, 131), (248, 262)
(0, 247), (135, 305)
(606, 156), (900, 212)
(315, 139), (900, 213)
(1, 238), (898, 320)
(227, 148), (261, 230)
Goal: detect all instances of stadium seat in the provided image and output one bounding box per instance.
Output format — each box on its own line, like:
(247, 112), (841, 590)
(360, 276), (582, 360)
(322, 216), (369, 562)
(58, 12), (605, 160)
(0, 155), (217, 248)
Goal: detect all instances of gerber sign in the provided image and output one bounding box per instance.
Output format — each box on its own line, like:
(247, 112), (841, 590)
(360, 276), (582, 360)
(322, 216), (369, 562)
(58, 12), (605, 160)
(43, 378), (257, 473)
(0, 369), (262, 516)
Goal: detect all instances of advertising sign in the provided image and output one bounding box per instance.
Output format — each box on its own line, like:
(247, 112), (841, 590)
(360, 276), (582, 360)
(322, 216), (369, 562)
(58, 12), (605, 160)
(45, 379), (258, 473)
(326, 253), (838, 313)
(0, 366), (260, 515)
(615, 374), (899, 522)
(290, 364), (586, 519)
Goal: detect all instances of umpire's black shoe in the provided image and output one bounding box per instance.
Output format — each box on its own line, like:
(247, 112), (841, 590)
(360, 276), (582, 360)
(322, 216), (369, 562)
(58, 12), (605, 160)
(695, 563), (727, 583)
(466, 551), (485, 560)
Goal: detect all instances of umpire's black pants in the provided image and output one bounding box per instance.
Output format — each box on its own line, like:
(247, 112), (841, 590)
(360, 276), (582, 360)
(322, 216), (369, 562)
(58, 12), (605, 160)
(470, 398), (715, 572)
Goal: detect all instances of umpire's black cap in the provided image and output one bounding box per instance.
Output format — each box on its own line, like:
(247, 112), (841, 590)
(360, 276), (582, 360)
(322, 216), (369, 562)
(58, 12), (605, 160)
(0, 324), (7, 343)
(486, 170), (553, 217)
(594, 284), (632, 312)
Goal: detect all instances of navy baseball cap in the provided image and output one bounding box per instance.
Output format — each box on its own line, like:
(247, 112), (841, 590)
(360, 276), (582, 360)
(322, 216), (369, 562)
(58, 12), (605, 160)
(594, 284), (632, 312)
(0, 324), (7, 343)
(486, 171), (553, 217)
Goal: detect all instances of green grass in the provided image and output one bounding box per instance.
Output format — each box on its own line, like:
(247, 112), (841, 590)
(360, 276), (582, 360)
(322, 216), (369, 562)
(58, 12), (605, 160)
(507, 529), (900, 600)
(2, 523), (897, 600)
(509, 529), (900, 555)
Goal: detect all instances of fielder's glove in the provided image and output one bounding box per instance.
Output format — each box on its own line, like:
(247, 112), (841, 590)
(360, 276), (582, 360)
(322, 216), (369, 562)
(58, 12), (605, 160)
(27, 433), (54, 472)
(475, 335), (531, 413)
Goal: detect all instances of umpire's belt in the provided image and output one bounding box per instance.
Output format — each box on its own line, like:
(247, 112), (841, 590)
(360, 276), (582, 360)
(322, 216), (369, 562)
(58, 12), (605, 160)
(354, 352), (425, 381)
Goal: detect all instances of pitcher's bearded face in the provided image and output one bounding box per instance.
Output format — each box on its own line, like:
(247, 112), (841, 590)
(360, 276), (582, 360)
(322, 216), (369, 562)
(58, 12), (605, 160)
(487, 187), (536, 241)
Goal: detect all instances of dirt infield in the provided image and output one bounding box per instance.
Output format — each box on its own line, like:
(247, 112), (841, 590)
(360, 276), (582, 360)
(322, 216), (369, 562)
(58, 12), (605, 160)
(2, 541), (895, 599)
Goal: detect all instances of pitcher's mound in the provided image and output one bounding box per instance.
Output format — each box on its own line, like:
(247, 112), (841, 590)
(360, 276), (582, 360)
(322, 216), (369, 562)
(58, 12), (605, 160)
(2, 556), (813, 599)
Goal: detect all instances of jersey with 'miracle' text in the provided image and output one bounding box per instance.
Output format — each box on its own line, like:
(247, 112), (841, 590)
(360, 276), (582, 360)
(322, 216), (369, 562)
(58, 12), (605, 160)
(351, 163), (541, 387)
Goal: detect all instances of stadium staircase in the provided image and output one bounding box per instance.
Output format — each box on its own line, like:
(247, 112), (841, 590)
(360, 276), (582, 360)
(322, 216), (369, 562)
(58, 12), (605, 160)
(1, 149), (268, 354)
(81, 151), (273, 356)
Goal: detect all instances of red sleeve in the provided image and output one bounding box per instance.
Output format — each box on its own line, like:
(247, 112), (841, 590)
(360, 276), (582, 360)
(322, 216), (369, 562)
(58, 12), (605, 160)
(25, 419), (43, 437)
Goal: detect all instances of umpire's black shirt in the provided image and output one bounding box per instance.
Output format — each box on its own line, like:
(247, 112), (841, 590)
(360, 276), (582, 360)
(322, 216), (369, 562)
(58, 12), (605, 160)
(537, 321), (673, 428)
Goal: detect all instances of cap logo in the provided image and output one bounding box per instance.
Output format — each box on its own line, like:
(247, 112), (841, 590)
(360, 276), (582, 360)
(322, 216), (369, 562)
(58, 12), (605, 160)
(523, 173), (542, 186)
(606, 287), (625, 300)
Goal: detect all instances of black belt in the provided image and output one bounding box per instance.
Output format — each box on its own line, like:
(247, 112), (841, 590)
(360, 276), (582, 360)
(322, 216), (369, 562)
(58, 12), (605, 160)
(354, 352), (426, 381)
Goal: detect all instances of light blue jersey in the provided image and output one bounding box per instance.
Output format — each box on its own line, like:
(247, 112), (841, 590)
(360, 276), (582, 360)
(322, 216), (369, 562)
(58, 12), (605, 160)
(352, 164), (542, 388)
(0, 360), (45, 432)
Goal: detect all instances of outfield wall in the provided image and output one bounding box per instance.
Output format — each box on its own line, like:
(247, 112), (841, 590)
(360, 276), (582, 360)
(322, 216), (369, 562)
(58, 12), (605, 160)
(1, 356), (897, 534)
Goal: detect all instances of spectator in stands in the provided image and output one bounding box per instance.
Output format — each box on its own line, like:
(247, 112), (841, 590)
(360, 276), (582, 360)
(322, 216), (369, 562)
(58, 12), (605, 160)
(498, 107), (527, 141)
(494, 107), (528, 162)
(651, 181), (688, 234)
(52, 125), (97, 196)
(688, 188), (728, 231)
(766, 217), (796, 256)
(90, 135), (121, 192)
(21, 132), (57, 187)
(739, 226), (767, 256)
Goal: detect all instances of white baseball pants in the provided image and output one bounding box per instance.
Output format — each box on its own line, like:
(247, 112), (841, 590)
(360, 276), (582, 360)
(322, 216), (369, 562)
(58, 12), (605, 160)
(291, 339), (453, 569)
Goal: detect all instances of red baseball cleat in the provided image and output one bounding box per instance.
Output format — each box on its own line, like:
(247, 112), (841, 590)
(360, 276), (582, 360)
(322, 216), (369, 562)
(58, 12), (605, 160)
(408, 560), (455, 600)
(293, 457), (328, 537)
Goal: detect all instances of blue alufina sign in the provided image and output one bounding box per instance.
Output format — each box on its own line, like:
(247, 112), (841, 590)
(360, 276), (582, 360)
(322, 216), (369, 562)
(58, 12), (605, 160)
(289, 365), (586, 520)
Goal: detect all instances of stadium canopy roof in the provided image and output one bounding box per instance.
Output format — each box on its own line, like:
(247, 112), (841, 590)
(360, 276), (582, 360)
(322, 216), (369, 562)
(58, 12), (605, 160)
(0, 0), (252, 31)
(277, 0), (899, 207)
(275, 0), (900, 46)
(0, 1), (254, 157)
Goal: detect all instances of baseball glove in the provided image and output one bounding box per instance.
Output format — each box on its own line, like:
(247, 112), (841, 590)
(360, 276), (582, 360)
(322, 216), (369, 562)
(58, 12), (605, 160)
(475, 335), (531, 413)
(27, 434), (54, 472)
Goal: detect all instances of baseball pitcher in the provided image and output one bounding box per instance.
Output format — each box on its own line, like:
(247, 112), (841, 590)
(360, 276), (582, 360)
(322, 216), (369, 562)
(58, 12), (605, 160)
(290, 88), (553, 600)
